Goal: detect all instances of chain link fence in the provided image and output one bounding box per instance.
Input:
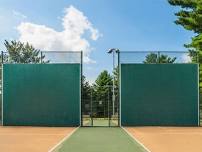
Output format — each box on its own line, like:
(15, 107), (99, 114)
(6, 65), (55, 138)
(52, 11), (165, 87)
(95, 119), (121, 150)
(82, 86), (119, 127)
(119, 51), (194, 64)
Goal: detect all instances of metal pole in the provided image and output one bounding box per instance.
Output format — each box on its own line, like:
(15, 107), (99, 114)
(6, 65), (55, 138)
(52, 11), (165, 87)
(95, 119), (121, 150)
(157, 51), (160, 63)
(108, 86), (110, 127)
(40, 51), (43, 63)
(108, 48), (119, 119)
(81, 51), (83, 126)
(112, 51), (115, 116)
(91, 88), (93, 126)
(117, 51), (120, 126)
(1, 51), (3, 64)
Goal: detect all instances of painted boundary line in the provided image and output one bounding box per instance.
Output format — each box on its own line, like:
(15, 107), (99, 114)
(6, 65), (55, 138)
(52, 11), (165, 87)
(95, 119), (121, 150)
(48, 127), (79, 152)
(121, 127), (151, 152)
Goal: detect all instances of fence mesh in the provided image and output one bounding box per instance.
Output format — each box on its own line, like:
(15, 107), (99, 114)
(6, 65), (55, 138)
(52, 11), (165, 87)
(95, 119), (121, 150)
(82, 86), (119, 127)
(119, 51), (194, 64)
(42, 51), (82, 63)
(1, 51), (82, 64)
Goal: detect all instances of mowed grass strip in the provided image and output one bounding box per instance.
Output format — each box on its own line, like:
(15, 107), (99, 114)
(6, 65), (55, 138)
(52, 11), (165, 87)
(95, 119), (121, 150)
(53, 127), (147, 152)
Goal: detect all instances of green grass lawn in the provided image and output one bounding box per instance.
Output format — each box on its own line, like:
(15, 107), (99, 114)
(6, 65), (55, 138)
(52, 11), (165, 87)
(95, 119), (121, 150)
(53, 127), (147, 152)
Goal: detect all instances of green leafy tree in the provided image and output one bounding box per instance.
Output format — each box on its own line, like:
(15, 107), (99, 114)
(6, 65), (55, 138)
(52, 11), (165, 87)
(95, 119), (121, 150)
(93, 70), (113, 88)
(82, 75), (91, 99)
(168, 0), (202, 93)
(93, 70), (112, 117)
(4, 40), (48, 63)
(82, 75), (92, 115)
(168, 0), (202, 33)
(143, 53), (177, 63)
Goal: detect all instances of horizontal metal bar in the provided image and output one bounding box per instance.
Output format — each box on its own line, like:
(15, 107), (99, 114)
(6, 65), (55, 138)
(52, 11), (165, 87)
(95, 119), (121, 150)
(119, 51), (189, 53)
(42, 51), (82, 53)
(1, 51), (82, 53)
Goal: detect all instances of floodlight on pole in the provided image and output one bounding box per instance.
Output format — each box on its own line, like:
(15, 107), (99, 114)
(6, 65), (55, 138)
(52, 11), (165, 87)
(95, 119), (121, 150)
(107, 48), (119, 116)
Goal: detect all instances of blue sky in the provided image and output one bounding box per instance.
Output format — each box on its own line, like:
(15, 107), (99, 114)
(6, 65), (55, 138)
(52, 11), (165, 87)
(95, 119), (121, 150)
(0, 0), (194, 83)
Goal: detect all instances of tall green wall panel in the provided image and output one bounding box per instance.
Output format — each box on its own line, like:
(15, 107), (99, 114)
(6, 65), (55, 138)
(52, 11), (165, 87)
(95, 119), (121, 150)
(3, 64), (80, 126)
(121, 64), (199, 126)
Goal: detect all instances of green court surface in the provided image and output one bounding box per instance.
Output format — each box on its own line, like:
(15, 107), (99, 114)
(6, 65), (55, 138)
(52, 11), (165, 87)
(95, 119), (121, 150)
(54, 127), (147, 152)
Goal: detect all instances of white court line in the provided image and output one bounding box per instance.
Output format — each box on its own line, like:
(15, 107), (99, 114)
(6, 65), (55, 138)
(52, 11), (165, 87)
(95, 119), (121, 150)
(121, 127), (151, 152)
(48, 127), (79, 152)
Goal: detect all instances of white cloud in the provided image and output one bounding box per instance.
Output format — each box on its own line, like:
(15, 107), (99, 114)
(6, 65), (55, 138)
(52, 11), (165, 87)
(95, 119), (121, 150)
(17, 5), (101, 63)
(12, 10), (27, 19)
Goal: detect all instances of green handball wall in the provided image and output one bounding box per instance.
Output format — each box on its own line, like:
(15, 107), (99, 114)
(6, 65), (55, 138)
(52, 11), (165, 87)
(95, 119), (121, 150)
(121, 64), (199, 126)
(3, 64), (80, 126)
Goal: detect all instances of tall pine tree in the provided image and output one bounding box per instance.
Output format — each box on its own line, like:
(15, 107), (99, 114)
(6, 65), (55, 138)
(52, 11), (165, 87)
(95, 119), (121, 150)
(4, 40), (48, 63)
(93, 70), (112, 117)
(168, 0), (202, 91)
